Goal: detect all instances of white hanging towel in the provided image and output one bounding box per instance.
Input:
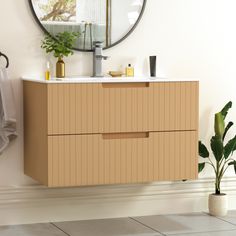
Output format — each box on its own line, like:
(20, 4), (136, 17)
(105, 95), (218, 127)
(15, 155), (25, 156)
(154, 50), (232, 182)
(0, 67), (17, 153)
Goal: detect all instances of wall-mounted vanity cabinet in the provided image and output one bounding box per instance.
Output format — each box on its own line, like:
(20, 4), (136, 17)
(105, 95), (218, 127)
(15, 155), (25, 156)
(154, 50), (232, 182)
(23, 77), (199, 187)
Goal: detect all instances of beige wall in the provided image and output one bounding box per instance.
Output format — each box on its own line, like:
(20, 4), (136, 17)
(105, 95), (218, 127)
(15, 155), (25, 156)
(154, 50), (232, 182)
(0, 0), (236, 191)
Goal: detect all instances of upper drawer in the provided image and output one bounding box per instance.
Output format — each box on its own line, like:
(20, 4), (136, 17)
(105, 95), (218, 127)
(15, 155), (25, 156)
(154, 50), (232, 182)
(47, 81), (199, 135)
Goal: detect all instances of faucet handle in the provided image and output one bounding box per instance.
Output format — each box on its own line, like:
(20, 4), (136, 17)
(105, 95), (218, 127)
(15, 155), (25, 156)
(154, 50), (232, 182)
(93, 41), (103, 48)
(103, 56), (109, 60)
(95, 55), (109, 60)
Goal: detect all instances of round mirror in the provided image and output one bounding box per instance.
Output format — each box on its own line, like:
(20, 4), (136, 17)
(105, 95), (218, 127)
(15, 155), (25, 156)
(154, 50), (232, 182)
(29, 0), (147, 52)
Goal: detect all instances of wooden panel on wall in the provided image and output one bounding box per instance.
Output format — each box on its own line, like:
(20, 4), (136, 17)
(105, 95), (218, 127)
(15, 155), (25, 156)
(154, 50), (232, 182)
(48, 131), (198, 187)
(47, 82), (199, 135)
(23, 81), (48, 185)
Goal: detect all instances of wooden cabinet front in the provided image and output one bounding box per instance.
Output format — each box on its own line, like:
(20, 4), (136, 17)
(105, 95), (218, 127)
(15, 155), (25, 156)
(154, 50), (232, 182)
(48, 131), (198, 187)
(23, 80), (199, 187)
(47, 81), (199, 135)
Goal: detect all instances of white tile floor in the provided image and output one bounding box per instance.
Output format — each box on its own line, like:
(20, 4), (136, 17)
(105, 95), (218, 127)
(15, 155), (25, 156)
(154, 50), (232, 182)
(1, 212), (236, 236)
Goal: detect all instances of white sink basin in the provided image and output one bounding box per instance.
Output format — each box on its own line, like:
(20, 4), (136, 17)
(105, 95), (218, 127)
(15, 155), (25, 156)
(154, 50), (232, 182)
(22, 76), (198, 84)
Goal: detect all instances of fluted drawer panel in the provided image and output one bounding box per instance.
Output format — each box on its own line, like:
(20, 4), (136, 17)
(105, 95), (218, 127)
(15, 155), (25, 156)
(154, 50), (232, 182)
(47, 83), (102, 135)
(47, 82), (199, 135)
(102, 82), (198, 133)
(48, 131), (198, 187)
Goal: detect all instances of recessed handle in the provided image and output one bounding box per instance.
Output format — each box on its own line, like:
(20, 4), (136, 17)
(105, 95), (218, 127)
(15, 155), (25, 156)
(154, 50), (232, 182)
(102, 82), (150, 88)
(102, 132), (149, 140)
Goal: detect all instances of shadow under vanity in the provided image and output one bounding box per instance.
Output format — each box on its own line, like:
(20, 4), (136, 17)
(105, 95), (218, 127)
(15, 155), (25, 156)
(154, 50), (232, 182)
(23, 77), (199, 187)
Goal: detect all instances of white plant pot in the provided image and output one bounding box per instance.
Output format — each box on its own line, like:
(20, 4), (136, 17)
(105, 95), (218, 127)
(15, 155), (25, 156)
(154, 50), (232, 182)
(209, 193), (228, 217)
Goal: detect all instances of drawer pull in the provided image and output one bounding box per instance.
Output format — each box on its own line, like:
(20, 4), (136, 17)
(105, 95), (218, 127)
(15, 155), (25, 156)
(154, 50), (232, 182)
(102, 82), (149, 88)
(102, 132), (149, 140)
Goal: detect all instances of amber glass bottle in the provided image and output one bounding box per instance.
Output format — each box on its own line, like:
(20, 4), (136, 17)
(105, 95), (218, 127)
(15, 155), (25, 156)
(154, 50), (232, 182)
(56, 57), (65, 78)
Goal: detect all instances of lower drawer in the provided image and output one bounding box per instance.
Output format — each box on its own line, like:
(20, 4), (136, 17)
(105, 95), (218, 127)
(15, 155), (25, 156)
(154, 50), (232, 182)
(47, 131), (198, 187)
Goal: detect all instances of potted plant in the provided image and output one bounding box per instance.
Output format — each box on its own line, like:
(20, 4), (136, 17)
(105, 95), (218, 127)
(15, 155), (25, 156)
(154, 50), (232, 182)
(199, 101), (236, 216)
(41, 31), (80, 78)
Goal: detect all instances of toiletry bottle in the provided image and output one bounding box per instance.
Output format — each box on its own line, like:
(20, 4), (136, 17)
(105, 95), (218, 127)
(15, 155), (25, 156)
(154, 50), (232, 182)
(126, 64), (134, 77)
(45, 61), (51, 81)
(149, 56), (157, 77)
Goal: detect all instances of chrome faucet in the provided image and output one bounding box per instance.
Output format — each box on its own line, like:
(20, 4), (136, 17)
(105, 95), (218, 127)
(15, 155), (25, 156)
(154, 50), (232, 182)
(92, 41), (108, 77)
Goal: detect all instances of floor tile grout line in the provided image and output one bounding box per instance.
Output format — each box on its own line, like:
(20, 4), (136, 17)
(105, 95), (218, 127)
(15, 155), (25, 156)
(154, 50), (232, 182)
(50, 222), (71, 236)
(131, 212), (236, 236)
(202, 211), (236, 227)
(168, 229), (236, 236)
(170, 212), (236, 236)
(214, 216), (236, 227)
(129, 217), (166, 236)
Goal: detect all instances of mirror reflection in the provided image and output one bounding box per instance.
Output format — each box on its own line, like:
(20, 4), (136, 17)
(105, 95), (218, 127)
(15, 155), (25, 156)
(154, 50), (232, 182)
(31, 0), (146, 51)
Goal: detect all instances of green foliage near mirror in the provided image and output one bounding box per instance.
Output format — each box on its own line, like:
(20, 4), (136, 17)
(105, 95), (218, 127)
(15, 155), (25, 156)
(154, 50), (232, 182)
(41, 31), (80, 58)
(199, 101), (236, 195)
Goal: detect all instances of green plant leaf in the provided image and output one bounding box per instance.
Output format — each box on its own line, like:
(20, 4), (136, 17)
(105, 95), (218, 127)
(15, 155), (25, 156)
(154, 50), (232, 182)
(228, 161), (236, 174)
(214, 112), (225, 138)
(199, 141), (209, 158)
(223, 121), (234, 141)
(224, 135), (236, 159)
(221, 101), (232, 120)
(211, 135), (224, 162)
(41, 31), (80, 58)
(228, 161), (236, 166)
(198, 163), (205, 173)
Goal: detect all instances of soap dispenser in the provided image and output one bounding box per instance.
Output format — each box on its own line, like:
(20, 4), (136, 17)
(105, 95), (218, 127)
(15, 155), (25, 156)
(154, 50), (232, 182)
(125, 64), (134, 77)
(45, 61), (51, 81)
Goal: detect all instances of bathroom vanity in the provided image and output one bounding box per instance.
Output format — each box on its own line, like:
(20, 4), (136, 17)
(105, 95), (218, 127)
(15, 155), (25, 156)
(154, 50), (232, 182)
(23, 77), (199, 187)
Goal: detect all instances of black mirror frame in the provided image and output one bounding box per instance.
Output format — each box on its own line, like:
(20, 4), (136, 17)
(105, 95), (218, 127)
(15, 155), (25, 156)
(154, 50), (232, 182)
(28, 0), (147, 52)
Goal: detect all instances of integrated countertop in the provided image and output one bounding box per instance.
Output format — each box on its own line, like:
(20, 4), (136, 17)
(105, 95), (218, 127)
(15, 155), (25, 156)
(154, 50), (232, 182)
(22, 76), (199, 84)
